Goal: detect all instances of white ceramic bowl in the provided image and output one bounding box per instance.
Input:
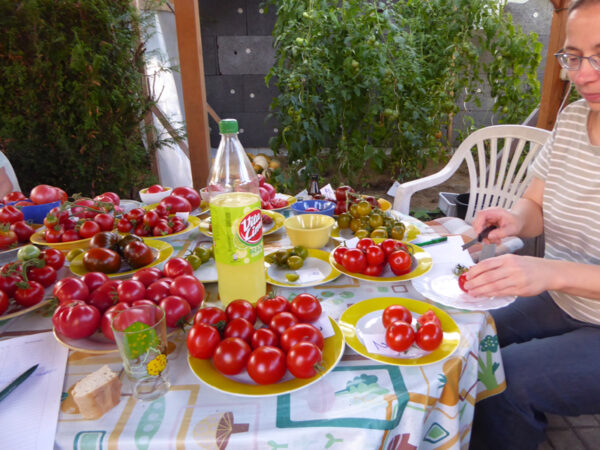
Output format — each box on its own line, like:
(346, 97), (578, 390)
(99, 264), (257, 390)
(139, 186), (172, 204)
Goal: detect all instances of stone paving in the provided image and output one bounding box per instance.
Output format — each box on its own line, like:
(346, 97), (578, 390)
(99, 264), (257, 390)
(539, 414), (600, 449)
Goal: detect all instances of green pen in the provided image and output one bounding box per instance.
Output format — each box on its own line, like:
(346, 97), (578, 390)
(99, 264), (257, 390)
(415, 236), (448, 247)
(0, 364), (38, 402)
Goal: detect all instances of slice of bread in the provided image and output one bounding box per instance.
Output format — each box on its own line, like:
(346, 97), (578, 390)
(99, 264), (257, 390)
(72, 365), (122, 420)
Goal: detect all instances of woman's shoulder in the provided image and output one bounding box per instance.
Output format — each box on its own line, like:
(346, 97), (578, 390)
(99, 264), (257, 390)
(560, 98), (589, 119)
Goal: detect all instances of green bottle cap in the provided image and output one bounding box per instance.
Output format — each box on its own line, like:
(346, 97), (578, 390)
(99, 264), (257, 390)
(219, 119), (239, 134)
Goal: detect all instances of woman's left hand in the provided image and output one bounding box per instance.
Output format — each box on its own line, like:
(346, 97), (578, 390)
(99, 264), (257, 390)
(463, 254), (552, 298)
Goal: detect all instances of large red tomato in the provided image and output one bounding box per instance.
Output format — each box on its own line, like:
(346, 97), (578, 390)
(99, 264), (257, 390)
(290, 293), (322, 322)
(52, 300), (101, 339)
(385, 321), (415, 352)
(14, 280), (45, 307)
(250, 328), (279, 350)
(159, 295), (191, 328)
(169, 275), (205, 308)
(30, 184), (60, 205)
(116, 280), (146, 304)
(87, 279), (120, 313)
(382, 304), (413, 328)
(27, 265), (57, 288)
(42, 248), (65, 270)
(53, 277), (90, 303)
(171, 187), (201, 210)
(132, 267), (163, 287)
(0, 205), (24, 224)
(163, 257), (194, 278)
(193, 307), (227, 326)
(415, 322), (443, 351)
(100, 302), (130, 341)
(247, 346), (287, 385)
(145, 280), (171, 303)
(280, 323), (324, 352)
(10, 221), (35, 243)
(287, 342), (323, 378)
(159, 195), (191, 214)
(388, 250), (412, 276)
(212, 337), (251, 375)
(3, 191), (26, 204)
(224, 317), (254, 343)
(341, 248), (367, 273)
(256, 294), (289, 324)
(187, 323), (221, 359)
(226, 299), (257, 324)
(81, 271), (110, 293)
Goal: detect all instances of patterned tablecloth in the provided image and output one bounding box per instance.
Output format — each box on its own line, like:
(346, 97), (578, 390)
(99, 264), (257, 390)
(0, 212), (505, 450)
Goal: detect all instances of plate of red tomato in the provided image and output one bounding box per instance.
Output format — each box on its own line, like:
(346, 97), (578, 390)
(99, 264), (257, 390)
(329, 238), (433, 283)
(412, 262), (516, 311)
(187, 295), (345, 397)
(338, 297), (460, 366)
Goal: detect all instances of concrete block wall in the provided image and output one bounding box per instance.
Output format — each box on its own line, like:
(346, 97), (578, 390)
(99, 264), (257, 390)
(199, 0), (554, 148)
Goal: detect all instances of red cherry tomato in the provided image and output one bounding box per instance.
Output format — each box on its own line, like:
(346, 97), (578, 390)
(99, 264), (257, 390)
(458, 273), (468, 292)
(163, 257), (194, 278)
(44, 226), (63, 243)
(382, 304), (413, 328)
(169, 275), (205, 308)
(247, 346), (287, 385)
(280, 323), (324, 352)
(78, 220), (101, 239)
(93, 213), (115, 231)
(381, 239), (405, 257)
(356, 238), (375, 253)
(61, 229), (80, 242)
(27, 265), (57, 288)
(226, 299), (257, 324)
(290, 293), (322, 322)
(269, 311), (299, 336)
(365, 245), (385, 266)
(187, 323), (221, 359)
(250, 327), (279, 350)
(193, 307), (227, 327)
(42, 248), (65, 270)
(385, 321), (415, 352)
(417, 309), (442, 328)
(287, 342), (323, 378)
(14, 280), (45, 307)
(255, 294), (289, 324)
(332, 246), (348, 265)
(416, 322), (443, 351)
(388, 250), (412, 276)
(212, 337), (251, 375)
(160, 295), (191, 328)
(52, 300), (101, 339)
(341, 248), (367, 273)
(117, 218), (133, 233)
(224, 317), (255, 343)
(362, 264), (384, 277)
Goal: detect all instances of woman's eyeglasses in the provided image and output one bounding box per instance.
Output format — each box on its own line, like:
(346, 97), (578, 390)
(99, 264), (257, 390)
(554, 51), (600, 71)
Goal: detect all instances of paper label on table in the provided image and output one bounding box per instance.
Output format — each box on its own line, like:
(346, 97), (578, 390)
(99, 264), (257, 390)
(296, 266), (325, 283)
(308, 313), (335, 339)
(320, 184), (336, 201)
(359, 331), (430, 359)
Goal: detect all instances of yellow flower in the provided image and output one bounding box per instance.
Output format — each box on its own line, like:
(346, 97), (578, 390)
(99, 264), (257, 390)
(146, 354), (167, 376)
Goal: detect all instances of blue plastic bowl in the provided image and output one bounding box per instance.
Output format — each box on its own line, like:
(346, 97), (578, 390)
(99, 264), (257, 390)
(11, 200), (61, 224)
(291, 199), (336, 216)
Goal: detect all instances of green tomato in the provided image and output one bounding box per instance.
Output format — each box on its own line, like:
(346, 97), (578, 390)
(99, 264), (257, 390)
(194, 247), (211, 263)
(185, 254), (203, 270)
(292, 246), (308, 260)
(286, 255), (304, 270)
(17, 244), (41, 262)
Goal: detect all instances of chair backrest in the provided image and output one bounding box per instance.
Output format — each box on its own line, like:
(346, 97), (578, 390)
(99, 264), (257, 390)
(458, 124), (551, 224)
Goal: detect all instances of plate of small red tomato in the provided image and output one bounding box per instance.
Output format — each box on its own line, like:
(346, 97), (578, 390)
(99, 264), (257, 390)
(338, 297), (460, 366)
(329, 238), (433, 283)
(412, 262), (516, 311)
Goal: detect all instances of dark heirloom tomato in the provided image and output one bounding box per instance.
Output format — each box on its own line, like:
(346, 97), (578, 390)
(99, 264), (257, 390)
(117, 234), (143, 254)
(122, 240), (154, 269)
(83, 247), (121, 274)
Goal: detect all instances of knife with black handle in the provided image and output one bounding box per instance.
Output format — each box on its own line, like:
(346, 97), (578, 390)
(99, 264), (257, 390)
(461, 225), (497, 251)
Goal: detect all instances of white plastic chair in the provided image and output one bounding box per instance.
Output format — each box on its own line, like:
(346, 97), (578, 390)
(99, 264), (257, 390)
(393, 125), (551, 223)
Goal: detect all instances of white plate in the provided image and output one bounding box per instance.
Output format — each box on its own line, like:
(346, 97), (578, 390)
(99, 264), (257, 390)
(265, 248), (341, 288)
(412, 261), (516, 311)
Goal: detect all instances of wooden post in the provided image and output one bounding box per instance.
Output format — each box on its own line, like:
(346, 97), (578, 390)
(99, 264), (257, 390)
(172, 0), (211, 189)
(537, 1), (571, 130)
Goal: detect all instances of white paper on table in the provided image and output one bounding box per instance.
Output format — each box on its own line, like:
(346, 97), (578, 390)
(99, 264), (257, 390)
(0, 332), (69, 450)
(309, 313), (335, 338)
(422, 235), (474, 266)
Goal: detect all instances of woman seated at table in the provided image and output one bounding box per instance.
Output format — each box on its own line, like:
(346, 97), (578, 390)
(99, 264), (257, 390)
(465, 0), (600, 448)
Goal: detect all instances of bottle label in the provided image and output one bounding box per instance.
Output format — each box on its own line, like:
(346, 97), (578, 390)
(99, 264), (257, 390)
(210, 193), (264, 266)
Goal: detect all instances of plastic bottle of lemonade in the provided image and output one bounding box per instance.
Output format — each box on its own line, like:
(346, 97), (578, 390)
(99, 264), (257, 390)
(207, 119), (266, 306)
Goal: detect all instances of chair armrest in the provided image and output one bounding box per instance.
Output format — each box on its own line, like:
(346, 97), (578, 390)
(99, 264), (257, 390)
(392, 157), (464, 214)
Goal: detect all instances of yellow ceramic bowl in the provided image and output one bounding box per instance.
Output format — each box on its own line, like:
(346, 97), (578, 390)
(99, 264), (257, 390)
(283, 214), (335, 249)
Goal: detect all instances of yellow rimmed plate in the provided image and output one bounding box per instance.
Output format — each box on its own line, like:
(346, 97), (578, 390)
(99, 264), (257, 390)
(188, 317), (344, 397)
(339, 297), (460, 366)
(69, 239), (173, 278)
(142, 202), (209, 217)
(270, 193), (297, 211)
(199, 210), (285, 238)
(329, 241), (432, 283)
(265, 248), (341, 288)
(331, 221), (420, 242)
(1, 298), (52, 321)
(30, 230), (92, 252)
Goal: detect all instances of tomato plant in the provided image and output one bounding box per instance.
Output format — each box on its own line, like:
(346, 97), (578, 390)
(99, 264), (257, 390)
(212, 337), (251, 375)
(247, 346), (287, 385)
(187, 323), (221, 359)
(287, 342), (323, 379)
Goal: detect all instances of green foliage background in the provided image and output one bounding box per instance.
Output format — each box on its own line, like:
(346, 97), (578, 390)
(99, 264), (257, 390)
(266, 0), (543, 191)
(0, 0), (159, 197)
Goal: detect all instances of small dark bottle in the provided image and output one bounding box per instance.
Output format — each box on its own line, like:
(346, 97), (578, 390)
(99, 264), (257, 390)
(308, 175), (322, 199)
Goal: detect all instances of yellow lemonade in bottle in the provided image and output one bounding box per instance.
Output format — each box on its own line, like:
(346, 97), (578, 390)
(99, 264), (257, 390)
(210, 192), (266, 305)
